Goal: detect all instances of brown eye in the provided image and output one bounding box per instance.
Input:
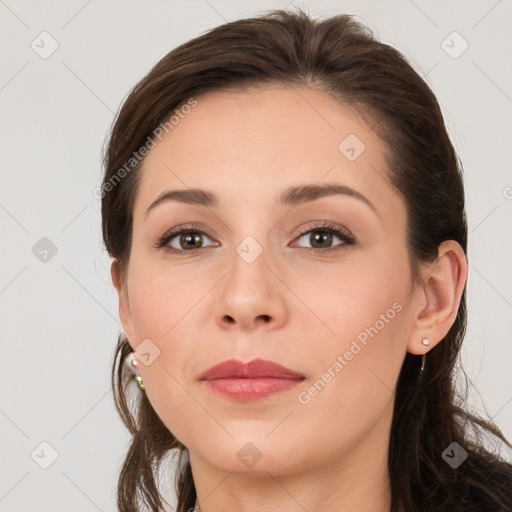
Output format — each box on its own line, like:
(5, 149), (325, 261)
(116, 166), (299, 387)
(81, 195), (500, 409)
(307, 231), (334, 249)
(167, 230), (216, 251)
(156, 223), (218, 254)
(293, 222), (355, 251)
(178, 232), (204, 250)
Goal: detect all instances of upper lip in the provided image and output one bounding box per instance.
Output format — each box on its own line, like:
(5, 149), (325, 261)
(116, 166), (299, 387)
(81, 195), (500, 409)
(199, 358), (305, 381)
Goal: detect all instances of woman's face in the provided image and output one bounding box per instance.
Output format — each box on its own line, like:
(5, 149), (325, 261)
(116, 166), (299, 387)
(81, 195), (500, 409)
(114, 86), (424, 476)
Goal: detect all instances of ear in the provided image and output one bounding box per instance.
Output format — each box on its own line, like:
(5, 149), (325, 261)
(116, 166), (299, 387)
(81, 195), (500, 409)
(111, 258), (136, 348)
(407, 240), (468, 355)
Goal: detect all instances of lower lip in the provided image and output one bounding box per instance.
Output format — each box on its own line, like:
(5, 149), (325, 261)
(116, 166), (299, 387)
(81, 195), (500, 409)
(202, 377), (304, 401)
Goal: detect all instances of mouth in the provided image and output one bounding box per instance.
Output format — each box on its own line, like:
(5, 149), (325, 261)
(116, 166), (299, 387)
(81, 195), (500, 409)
(199, 358), (305, 401)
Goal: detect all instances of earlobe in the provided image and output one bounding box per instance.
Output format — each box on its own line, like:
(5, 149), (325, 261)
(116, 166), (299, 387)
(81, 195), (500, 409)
(407, 240), (467, 355)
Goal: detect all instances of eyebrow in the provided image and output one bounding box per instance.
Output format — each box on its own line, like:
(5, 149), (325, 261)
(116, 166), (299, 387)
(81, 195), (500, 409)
(144, 182), (379, 220)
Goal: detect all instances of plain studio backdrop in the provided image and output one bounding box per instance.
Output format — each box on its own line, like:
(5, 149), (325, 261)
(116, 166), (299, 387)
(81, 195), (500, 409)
(1, 1), (511, 510)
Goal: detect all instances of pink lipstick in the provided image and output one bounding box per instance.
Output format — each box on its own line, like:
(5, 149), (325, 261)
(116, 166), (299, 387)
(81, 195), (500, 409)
(199, 358), (305, 401)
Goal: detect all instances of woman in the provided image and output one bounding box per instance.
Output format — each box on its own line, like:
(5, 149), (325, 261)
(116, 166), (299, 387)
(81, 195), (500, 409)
(101, 8), (512, 512)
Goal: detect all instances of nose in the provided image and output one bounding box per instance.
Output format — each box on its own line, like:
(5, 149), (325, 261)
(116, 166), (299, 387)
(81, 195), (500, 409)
(213, 242), (288, 332)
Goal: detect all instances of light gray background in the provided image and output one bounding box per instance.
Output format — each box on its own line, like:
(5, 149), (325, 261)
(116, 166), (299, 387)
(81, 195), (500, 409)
(1, 0), (511, 510)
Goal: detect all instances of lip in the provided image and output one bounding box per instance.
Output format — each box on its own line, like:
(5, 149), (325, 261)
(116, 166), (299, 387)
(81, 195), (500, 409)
(199, 358), (305, 401)
(199, 358), (305, 380)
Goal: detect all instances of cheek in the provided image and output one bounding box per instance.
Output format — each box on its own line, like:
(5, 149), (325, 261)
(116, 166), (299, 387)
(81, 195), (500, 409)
(291, 250), (407, 343)
(288, 280), (407, 465)
(126, 283), (201, 443)
(126, 257), (205, 340)
(293, 254), (409, 404)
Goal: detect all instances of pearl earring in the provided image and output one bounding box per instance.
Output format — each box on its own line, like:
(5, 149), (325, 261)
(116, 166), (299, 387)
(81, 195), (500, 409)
(421, 338), (430, 346)
(125, 352), (145, 391)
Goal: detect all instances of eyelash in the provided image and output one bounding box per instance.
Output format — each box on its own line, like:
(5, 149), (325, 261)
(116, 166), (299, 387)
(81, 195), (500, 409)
(154, 221), (356, 254)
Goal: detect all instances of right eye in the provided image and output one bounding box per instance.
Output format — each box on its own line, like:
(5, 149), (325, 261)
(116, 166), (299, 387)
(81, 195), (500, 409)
(155, 224), (219, 254)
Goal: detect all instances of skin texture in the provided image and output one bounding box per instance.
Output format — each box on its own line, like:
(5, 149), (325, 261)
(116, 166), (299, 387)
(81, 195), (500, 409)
(111, 86), (467, 512)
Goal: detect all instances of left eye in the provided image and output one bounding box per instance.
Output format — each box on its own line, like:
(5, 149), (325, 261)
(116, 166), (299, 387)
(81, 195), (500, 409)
(292, 224), (355, 251)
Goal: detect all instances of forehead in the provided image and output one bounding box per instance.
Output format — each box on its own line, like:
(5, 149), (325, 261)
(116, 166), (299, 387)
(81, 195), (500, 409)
(132, 86), (400, 222)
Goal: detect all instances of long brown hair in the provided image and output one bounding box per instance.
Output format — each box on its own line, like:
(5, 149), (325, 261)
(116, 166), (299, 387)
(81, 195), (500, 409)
(101, 8), (512, 511)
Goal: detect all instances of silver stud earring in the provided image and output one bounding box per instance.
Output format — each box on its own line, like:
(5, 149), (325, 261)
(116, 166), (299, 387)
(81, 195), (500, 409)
(420, 338), (430, 373)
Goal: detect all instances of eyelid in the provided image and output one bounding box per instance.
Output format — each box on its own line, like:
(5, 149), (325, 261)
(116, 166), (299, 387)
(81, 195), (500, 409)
(291, 220), (356, 250)
(294, 220), (354, 241)
(153, 222), (217, 250)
